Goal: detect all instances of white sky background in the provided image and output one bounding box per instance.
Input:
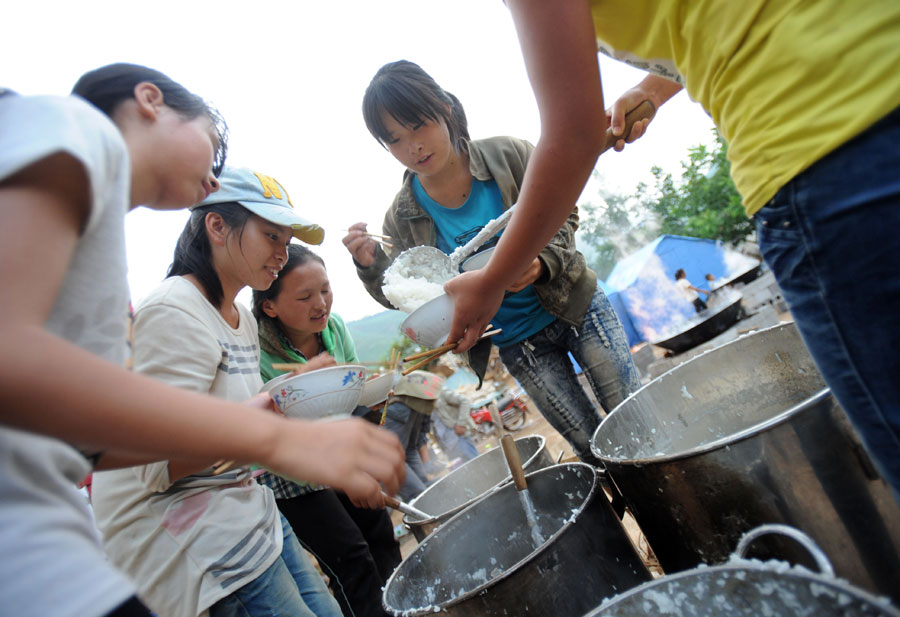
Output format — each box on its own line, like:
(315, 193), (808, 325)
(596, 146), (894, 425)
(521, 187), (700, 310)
(4, 0), (715, 322)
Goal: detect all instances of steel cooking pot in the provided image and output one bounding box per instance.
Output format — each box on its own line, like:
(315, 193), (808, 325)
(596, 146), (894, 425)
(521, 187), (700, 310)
(591, 322), (900, 602)
(583, 525), (899, 616)
(383, 463), (651, 616)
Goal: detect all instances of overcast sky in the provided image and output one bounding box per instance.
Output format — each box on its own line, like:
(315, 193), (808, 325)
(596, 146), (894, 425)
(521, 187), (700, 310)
(4, 0), (715, 321)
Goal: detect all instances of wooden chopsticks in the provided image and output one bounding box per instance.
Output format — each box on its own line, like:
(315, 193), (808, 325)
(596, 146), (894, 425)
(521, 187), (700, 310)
(401, 328), (502, 375)
(270, 361), (383, 372)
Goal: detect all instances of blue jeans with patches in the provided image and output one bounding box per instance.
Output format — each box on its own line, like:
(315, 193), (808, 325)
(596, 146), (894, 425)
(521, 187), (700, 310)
(208, 514), (341, 617)
(754, 105), (900, 496)
(499, 288), (642, 465)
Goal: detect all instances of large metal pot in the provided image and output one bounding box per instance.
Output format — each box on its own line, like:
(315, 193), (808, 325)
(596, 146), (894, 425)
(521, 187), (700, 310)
(404, 435), (553, 541)
(584, 525), (900, 616)
(383, 463), (651, 616)
(651, 293), (743, 353)
(591, 322), (900, 602)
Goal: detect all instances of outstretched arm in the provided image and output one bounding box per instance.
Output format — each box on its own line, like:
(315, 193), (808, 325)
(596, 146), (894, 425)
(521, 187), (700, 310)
(446, 0), (606, 351)
(0, 155), (405, 503)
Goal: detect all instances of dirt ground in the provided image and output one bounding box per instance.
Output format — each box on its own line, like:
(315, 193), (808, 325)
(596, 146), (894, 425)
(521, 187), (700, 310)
(390, 395), (663, 577)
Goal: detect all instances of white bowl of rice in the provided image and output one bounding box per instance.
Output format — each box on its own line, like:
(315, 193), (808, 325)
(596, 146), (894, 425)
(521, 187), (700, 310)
(401, 293), (455, 348)
(382, 248), (455, 313)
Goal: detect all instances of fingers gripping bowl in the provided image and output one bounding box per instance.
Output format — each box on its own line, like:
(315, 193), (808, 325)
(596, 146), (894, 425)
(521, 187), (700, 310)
(262, 365), (367, 420)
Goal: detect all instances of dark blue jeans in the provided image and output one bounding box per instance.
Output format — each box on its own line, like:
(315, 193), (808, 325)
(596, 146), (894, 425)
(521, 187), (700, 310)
(499, 288), (642, 464)
(754, 105), (900, 496)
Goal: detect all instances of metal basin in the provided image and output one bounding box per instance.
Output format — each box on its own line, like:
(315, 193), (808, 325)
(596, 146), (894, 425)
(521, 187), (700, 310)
(591, 322), (900, 602)
(383, 463), (651, 616)
(651, 294), (743, 353)
(404, 435), (553, 541)
(585, 525), (900, 617)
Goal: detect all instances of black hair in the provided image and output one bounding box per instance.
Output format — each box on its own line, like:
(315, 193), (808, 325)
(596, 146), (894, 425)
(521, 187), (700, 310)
(362, 60), (470, 155)
(252, 244), (326, 323)
(674, 268), (686, 280)
(167, 202), (252, 308)
(71, 63), (228, 176)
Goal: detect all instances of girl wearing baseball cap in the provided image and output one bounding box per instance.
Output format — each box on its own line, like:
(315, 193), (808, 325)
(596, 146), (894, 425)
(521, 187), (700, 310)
(91, 167), (352, 617)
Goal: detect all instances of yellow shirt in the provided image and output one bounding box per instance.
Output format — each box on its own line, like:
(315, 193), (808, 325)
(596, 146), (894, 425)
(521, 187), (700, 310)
(591, 0), (900, 214)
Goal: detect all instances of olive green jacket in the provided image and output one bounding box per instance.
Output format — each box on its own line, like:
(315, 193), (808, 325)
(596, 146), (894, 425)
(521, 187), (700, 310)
(356, 136), (597, 327)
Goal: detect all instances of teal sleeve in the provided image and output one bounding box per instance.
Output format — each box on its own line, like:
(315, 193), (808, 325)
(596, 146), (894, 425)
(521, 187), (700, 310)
(327, 313), (359, 364)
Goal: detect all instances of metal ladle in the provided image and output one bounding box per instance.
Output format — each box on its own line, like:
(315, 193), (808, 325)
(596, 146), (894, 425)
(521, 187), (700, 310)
(393, 100), (657, 277)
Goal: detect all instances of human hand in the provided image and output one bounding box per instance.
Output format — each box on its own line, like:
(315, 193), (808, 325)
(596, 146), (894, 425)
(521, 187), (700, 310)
(265, 418), (405, 507)
(302, 352), (337, 373)
(454, 425), (466, 436)
(342, 222), (377, 268)
(443, 269), (504, 353)
(246, 391), (282, 415)
(506, 258), (543, 293)
(607, 89), (654, 152)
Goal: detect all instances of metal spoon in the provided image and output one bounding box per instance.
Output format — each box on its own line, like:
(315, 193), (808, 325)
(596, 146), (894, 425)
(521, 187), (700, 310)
(382, 492), (433, 521)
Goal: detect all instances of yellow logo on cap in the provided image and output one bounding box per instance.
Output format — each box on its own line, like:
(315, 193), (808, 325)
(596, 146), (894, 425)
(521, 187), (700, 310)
(253, 171), (294, 206)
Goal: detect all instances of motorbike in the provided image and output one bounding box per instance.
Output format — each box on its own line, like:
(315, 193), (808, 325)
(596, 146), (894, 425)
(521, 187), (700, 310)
(470, 385), (529, 433)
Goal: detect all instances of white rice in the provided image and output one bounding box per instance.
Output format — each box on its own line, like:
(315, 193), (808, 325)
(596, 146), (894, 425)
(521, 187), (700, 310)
(383, 248), (456, 313)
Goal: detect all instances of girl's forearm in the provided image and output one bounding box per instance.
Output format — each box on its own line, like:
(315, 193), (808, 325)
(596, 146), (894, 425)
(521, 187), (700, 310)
(0, 325), (281, 465)
(489, 0), (607, 290)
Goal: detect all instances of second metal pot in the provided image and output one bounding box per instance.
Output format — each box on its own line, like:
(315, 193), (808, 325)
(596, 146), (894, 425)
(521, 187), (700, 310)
(403, 434), (553, 541)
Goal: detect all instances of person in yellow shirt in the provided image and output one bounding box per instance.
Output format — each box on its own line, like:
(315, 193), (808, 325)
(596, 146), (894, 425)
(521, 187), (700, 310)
(443, 0), (900, 497)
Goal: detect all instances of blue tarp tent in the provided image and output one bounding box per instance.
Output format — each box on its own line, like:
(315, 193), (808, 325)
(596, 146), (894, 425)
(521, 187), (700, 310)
(603, 235), (758, 344)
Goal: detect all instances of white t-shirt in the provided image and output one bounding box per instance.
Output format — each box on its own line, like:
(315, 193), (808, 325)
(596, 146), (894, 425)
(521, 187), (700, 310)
(676, 277), (699, 302)
(91, 277), (281, 617)
(0, 94), (136, 617)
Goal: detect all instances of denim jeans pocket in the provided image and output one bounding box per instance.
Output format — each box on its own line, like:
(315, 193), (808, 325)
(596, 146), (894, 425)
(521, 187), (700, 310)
(755, 197), (800, 245)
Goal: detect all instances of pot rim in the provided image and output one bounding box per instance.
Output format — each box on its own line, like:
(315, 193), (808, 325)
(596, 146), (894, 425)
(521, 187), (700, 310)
(650, 295), (743, 349)
(593, 386), (831, 466)
(384, 462), (599, 616)
(402, 434), (547, 526)
(588, 556), (900, 616)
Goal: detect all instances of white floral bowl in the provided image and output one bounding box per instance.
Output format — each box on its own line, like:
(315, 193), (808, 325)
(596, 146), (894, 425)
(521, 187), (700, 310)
(262, 365), (367, 420)
(401, 293), (455, 348)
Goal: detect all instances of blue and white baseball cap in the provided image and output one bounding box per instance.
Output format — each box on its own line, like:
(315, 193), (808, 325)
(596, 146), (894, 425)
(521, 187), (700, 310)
(195, 167), (324, 245)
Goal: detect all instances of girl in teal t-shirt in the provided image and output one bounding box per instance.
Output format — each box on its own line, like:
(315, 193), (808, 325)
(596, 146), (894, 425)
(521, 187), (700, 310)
(344, 60), (641, 465)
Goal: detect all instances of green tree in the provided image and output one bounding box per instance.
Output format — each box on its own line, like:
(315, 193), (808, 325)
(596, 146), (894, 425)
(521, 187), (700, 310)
(639, 130), (754, 245)
(578, 176), (659, 279)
